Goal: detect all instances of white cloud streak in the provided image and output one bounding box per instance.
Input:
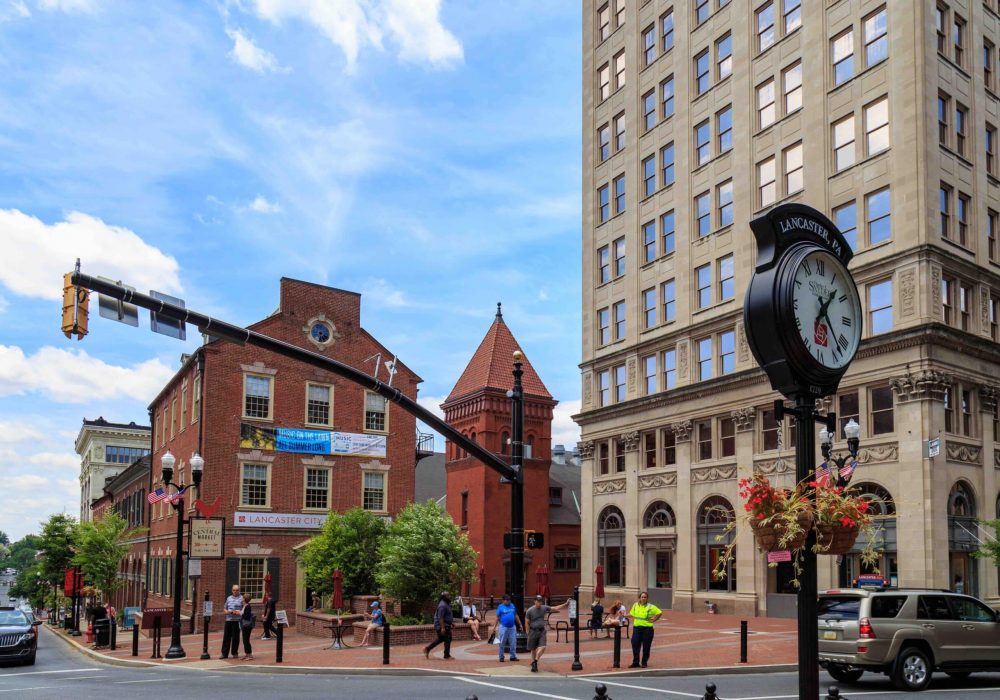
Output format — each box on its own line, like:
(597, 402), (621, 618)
(36, 0), (97, 12)
(225, 27), (285, 73)
(551, 399), (581, 449)
(246, 195), (282, 213)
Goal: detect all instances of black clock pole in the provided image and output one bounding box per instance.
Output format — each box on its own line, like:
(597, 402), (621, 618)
(792, 394), (819, 700)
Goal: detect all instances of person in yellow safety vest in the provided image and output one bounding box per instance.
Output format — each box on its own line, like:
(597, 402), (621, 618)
(627, 591), (662, 668)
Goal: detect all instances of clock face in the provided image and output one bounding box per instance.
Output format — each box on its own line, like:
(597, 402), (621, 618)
(789, 249), (862, 370)
(310, 322), (331, 343)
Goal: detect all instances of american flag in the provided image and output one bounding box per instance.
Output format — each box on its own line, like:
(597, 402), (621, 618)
(838, 459), (857, 485)
(147, 487), (167, 504)
(168, 486), (188, 505)
(815, 461), (831, 488)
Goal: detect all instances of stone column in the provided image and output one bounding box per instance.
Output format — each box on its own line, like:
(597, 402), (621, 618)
(670, 420), (695, 612)
(578, 440), (597, 603)
(979, 386), (999, 604)
(622, 430), (641, 600)
(731, 408), (759, 617)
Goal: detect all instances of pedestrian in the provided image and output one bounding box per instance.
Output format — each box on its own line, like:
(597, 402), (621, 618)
(954, 575), (964, 594)
(239, 592), (255, 660)
(360, 600), (384, 646)
(106, 602), (117, 630)
(494, 593), (521, 662)
(603, 600), (624, 627)
(588, 598), (605, 638)
(221, 584), (243, 659)
(458, 596), (482, 641)
(311, 592), (321, 611)
(627, 591), (662, 668)
(524, 594), (570, 672)
(260, 595), (276, 640)
(423, 591), (454, 659)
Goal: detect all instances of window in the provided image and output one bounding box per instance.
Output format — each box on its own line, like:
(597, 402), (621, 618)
(662, 279), (676, 322)
(614, 0), (624, 27)
(180, 383), (187, 430)
(955, 103), (967, 156)
(717, 180), (733, 227)
(644, 501), (676, 527)
(986, 40), (996, 92)
(598, 245), (610, 283)
(364, 391), (388, 432)
(834, 201), (857, 251)
(757, 80), (775, 129)
(105, 446), (150, 464)
(305, 468), (330, 510)
(959, 282), (972, 331)
(598, 370), (610, 406)
(866, 187), (891, 245)
(936, 4), (947, 55)
(598, 3), (610, 41)
(941, 275), (954, 324)
(838, 392), (859, 437)
(941, 185), (953, 239)
(614, 237), (625, 276)
(598, 441), (610, 473)
(938, 93), (950, 147)
(643, 221), (656, 262)
(240, 463), (269, 507)
(870, 386), (894, 435)
(614, 300), (626, 340)
(717, 106), (732, 153)
(761, 408), (782, 450)
(244, 374), (272, 419)
(661, 10), (674, 51)
(695, 50), (711, 95)
(991, 293), (1000, 342)
(961, 389), (974, 436)
(719, 330), (735, 375)
(362, 471), (386, 511)
(598, 308), (610, 345)
(614, 364), (626, 402)
(643, 288), (657, 328)
(614, 51), (625, 89)
(718, 254), (734, 300)
(716, 34), (732, 80)
(549, 487), (563, 507)
(662, 349), (677, 390)
(954, 15), (966, 67)
(643, 24), (656, 66)
(695, 120), (711, 166)
(944, 386), (955, 432)
(598, 124), (610, 161)
(695, 191), (711, 237)
(643, 90), (656, 131)
(864, 97), (889, 155)
(698, 337), (713, 380)
(239, 558), (265, 602)
(598, 507), (626, 587)
(170, 397), (176, 439)
(615, 437), (626, 471)
(990, 209), (998, 261)
(461, 491), (468, 526)
(864, 7), (887, 66)
(783, 62), (801, 113)
(695, 0), (710, 24)
(643, 355), (656, 394)
(306, 383), (332, 426)
(957, 193), (970, 246)
(661, 76), (675, 117)
(643, 154), (656, 196)
(554, 546), (579, 572)
(598, 63), (610, 100)
(697, 418), (713, 459)
(868, 279), (893, 334)
(598, 184), (610, 223)
(758, 156), (776, 207)
(661, 210), (675, 254)
(614, 112), (625, 150)
(987, 125), (997, 176)
(832, 30), (854, 86)
(192, 375), (201, 424)
(698, 497), (735, 591)
(784, 142), (803, 194)
(833, 115), (855, 171)
(720, 416), (735, 457)
(757, 2), (775, 52)
(660, 142), (675, 186)
(614, 174), (626, 213)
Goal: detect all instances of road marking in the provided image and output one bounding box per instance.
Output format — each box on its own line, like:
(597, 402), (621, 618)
(114, 679), (174, 685)
(0, 687), (59, 693)
(691, 687), (1000, 700)
(575, 678), (702, 697)
(1, 668), (100, 677)
(455, 677), (581, 699)
(57, 675), (110, 681)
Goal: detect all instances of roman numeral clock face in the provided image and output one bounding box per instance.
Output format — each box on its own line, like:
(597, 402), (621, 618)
(790, 250), (862, 370)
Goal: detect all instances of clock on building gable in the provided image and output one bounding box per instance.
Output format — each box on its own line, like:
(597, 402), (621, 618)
(743, 203), (862, 399)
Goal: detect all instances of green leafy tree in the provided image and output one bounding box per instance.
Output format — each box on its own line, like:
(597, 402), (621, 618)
(375, 502), (478, 617)
(9, 563), (47, 609)
(973, 518), (1000, 566)
(72, 511), (143, 599)
(299, 507), (387, 602)
(0, 530), (9, 546)
(37, 514), (77, 589)
(2, 534), (42, 572)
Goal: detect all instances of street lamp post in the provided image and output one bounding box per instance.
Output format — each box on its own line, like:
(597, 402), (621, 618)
(819, 417), (861, 486)
(509, 351), (526, 650)
(160, 450), (203, 660)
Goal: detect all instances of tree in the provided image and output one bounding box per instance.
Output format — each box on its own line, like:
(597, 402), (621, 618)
(72, 511), (142, 599)
(9, 563), (46, 609)
(375, 502), (478, 617)
(973, 518), (1000, 566)
(299, 508), (387, 601)
(0, 530), (9, 546)
(1, 534), (42, 572)
(37, 514), (77, 589)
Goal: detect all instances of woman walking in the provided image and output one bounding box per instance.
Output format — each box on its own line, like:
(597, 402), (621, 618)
(627, 591), (662, 668)
(240, 593), (255, 660)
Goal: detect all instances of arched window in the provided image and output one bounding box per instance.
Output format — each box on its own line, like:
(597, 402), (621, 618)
(949, 481), (976, 517)
(501, 431), (510, 455)
(854, 482), (896, 516)
(597, 505), (626, 587)
(948, 481), (979, 595)
(697, 496), (735, 591)
(643, 500), (676, 528)
(526, 434), (535, 459)
(839, 483), (898, 585)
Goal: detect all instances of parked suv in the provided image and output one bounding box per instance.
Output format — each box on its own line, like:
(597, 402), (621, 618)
(0, 606), (39, 666)
(818, 588), (1000, 691)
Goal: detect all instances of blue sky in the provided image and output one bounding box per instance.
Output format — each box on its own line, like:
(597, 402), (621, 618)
(0, 0), (582, 541)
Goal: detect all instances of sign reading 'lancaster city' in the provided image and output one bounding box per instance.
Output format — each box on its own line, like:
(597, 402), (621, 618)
(239, 422), (387, 457)
(233, 511), (325, 529)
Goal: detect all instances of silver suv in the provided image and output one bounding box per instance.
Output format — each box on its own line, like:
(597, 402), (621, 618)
(817, 588), (1000, 691)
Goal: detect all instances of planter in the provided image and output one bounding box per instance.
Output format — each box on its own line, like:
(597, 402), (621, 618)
(815, 524), (859, 555)
(751, 512), (813, 552)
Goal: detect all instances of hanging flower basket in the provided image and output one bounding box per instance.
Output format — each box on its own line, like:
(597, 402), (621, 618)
(751, 511), (814, 552)
(815, 523), (860, 555)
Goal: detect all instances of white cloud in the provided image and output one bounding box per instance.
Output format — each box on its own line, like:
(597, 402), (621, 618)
(246, 195), (282, 214)
(36, 0), (96, 12)
(249, 0), (462, 71)
(362, 277), (411, 308)
(28, 451), (79, 473)
(1, 1), (30, 22)
(0, 344), (175, 403)
(0, 419), (44, 444)
(0, 209), (182, 302)
(225, 27), (285, 73)
(551, 399), (581, 449)
(0, 295), (8, 313)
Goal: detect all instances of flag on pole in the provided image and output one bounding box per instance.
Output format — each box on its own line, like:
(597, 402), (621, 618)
(815, 461), (831, 488)
(838, 459), (857, 485)
(168, 485), (188, 505)
(147, 487), (167, 504)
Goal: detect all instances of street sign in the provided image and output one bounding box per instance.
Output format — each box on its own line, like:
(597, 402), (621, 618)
(187, 558), (201, 577)
(927, 437), (941, 458)
(96, 277), (139, 326)
(275, 610), (289, 627)
(203, 600), (213, 617)
(150, 290), (186, 340)
(568, 598), (577, 621)
(189, 517), (225, 559)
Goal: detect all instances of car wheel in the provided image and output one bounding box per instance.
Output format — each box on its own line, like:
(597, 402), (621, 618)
(892, 647), (932, 691)
(827, 664), (864, 683)
(24, 652), (36, 666)
(945, 671), (971, 680)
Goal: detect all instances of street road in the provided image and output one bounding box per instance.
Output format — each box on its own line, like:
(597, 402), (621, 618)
(3, 626), (1000, 698)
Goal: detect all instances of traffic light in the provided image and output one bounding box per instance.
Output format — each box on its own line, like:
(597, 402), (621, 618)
(61, 272), (90, 340)
(526, 530), (544, 549)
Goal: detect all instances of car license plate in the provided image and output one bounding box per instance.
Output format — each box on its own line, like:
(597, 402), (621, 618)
(822, 631), (837, 640)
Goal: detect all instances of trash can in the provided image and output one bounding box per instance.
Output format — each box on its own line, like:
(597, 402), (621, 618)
(94, 618), (111, 647)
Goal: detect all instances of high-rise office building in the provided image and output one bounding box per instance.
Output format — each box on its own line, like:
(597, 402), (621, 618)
(578, 0), (1000, 616)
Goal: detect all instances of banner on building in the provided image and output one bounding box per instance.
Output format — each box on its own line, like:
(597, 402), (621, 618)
(188, 517), (225, 559)
(239, 422), (386, 457)
(233, 511), (326, 529)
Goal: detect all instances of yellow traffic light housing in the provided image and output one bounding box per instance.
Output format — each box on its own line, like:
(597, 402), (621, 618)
(62, 272), (89, 340)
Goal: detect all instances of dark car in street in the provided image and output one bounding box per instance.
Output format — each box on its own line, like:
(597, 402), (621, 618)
(0, 606), (39, 665)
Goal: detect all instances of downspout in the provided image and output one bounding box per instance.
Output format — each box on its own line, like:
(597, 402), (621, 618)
(143, 407), (154, 609)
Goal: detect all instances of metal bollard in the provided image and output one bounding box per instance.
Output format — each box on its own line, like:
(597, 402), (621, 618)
(612, 624), (621, 668)
(703, 682), (719, 700)
(276, 623), (283, 663)
(825, 687), (844, 700)
(739, 620), (747, 663)
(466, 696), (479, 700)
(111, 619), (117, 651)
(593, 683), (612, 699)
(382, 622), (390, 665)
(131, 623), (139, 657)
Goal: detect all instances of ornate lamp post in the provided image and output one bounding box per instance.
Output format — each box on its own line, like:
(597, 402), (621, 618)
(161, 450), (203, 659)
(819, 418), (861, 486)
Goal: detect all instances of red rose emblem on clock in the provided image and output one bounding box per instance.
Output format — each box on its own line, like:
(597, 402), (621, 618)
(814, 320), (829, 347)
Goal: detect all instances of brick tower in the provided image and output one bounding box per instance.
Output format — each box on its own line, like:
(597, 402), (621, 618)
(442, 304), (557, 599)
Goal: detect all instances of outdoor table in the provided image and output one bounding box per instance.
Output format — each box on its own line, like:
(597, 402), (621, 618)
(325, 620), (354, 649)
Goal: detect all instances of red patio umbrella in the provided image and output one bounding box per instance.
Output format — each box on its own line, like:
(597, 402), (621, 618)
(263, 570), (272, 600)
(594, 564), (605, 599)
(540, 565), (551, 599)
(534, 565), (544, 597)
(332, 569), (344, 611)
(477, 567), (486, 598)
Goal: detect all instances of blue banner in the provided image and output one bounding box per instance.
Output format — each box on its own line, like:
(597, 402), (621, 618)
(275, 428), (332, 454)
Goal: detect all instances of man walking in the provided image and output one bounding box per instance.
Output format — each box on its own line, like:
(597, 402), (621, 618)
(221, 584), (243, 659)
(260, 595), (276, 640)
(423, 591), (454, 659)
(524, 594), (569, 672)
(628, 591), (662, 668)
(494, 593), (521, 662)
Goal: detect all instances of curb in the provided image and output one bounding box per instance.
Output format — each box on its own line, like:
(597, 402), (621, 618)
(578, 663), (800, 678)
(43, 625), (159, 669)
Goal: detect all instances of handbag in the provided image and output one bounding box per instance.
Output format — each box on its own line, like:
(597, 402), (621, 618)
(241, 613), (256, 630)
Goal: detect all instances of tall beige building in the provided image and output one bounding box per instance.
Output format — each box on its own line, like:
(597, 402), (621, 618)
(578, 0), (1000, 617)
(76, 417), (150, 522)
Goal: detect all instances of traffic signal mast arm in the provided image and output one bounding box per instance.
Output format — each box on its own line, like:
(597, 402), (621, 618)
(69, 270), (518, 483)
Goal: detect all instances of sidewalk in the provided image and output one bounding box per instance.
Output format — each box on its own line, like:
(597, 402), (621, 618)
(48, 610), (798, 677)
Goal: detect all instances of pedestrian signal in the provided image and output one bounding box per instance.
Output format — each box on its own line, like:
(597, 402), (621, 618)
(526, 531), (544, 549)
(62, 272), (90, 340)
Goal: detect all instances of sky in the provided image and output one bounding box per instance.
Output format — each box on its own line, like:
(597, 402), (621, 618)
(0, 0), (583, 542)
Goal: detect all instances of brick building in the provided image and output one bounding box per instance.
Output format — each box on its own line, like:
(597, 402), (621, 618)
(442, 307), (581, 599)
(141, 278), (423, 628)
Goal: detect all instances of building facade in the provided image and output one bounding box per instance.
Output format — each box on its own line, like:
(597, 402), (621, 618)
(579, 0), (1000, 616)
(75, 417), (151, 522)
(141, 278), (423, 628)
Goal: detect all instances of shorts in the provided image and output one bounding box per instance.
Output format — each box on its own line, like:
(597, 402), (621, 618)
(527, 627), (547, 650)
